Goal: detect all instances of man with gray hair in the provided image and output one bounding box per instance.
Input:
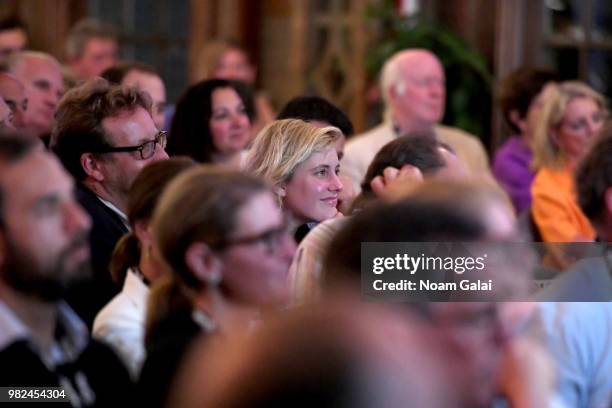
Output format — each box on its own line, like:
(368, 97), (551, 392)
(342, 49), (492, 193)
(5, 51), (64, 140)
(65, 18), (118, 81)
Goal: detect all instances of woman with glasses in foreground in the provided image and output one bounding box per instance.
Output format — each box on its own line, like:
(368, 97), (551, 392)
(137, 167), (296, 407)
(530, 81), (607, 244)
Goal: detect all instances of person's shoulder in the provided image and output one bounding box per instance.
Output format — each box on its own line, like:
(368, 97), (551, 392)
(538, 257), (612, 301)
(532, 166), (557, 187)
(93, 292), (139, 334)
(300, 217), (350, 250)
(75, 185), (118, 222)
(494, 137), (527, 160)
(436, 124), (483, 147)
(539, 301), (612, 333)
(492, 137), (533, 180)
(346, 123), (391, 151)
(75, 184), (99, 208)
(80, 338), (133, 379)
(0, 340), (58, 385)
(85, 337), (128, 359)
(80, 339), (135, 402)
(436, 123), (475, 137)
(0, 339), (46, 366)
(532, 166), (571, 192)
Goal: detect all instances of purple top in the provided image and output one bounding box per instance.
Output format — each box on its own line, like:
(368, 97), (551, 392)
(492, 136), (535, 213)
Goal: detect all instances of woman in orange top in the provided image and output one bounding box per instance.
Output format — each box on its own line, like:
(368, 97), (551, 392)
(531, 81), (607, 243)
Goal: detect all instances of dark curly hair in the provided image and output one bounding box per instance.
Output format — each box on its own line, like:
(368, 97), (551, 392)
(166, 79), (254, 163)
(277, 95), (354, 137)
(498, 67), (559, 134)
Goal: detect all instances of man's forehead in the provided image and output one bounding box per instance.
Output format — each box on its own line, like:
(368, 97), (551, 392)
(101, 106), (156, 141)
(17, 57), (61, 78)
(84, 37), (117, 51)
(403, 65), (443, 79)
(0, 150), (70, 193)
(122, 70), (164, 92)
(399, 53), (444, 76)
(0, 28), (26, 39)
(126, 70), (161, 84)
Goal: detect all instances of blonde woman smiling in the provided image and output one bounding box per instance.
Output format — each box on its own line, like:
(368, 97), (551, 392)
(244, 119), (343, 242)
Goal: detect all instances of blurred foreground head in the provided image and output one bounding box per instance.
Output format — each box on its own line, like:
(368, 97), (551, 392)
(323, 180), (531, 407)
(148, 167), (296, 337)
(325, 180), (519, 290)
(168, 300), (456, 408)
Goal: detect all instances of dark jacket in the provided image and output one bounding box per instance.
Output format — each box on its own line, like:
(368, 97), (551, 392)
(0, 302), (133, 406)
(65, 184), (128, 329)
(0, 340), (133, 406)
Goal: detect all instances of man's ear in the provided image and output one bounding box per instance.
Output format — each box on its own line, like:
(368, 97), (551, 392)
(80, 153), (105, 182)
(386, 82), (407, 113)
(184, 242), (222, 286)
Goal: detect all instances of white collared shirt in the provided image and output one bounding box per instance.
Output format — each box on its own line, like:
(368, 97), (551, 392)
(93, 268), (148, 379)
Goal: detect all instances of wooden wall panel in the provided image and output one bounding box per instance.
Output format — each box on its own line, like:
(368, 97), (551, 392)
(2, 0), (85, 60)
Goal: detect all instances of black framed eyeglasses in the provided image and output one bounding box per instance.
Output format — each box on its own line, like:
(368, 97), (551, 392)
(94, 130), (167, 160)
(218, 222), (292, 254)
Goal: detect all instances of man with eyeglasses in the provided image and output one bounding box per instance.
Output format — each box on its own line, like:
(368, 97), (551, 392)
(50, 78), (168, 328)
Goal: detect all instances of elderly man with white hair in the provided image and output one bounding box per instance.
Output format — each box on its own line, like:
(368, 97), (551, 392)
(342, 49), (492, 193)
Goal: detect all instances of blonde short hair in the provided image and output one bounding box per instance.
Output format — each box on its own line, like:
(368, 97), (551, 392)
(243, 119), (341, 189)
(531, 81), (606, 170)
